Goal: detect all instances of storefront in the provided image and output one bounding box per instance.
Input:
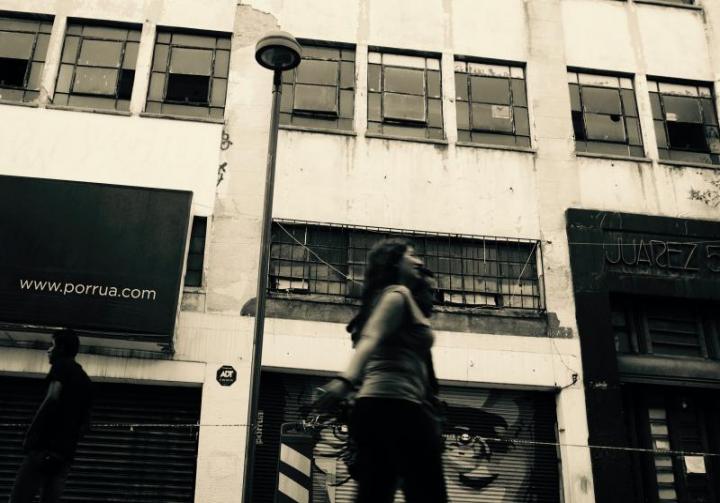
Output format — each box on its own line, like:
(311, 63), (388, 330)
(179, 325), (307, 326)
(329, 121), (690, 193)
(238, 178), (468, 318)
(567, 209), (720, 503)
(252, 371), (561, 503)
(0, 176), (201, 502)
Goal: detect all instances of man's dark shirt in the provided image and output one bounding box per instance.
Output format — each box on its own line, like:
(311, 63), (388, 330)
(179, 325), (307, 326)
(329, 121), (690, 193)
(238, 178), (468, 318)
(25, 359), (92, 461)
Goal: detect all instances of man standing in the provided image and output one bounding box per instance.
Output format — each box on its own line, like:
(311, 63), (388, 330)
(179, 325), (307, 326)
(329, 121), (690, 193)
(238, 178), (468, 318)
(9, 329), (92, 503)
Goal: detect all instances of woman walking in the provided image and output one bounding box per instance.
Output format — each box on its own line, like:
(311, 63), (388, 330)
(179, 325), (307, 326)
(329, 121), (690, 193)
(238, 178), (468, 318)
(313, 238), (447, 503)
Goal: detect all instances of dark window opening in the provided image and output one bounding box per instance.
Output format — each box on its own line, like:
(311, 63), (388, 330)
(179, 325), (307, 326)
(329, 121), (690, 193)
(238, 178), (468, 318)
(0, 57), (27, 87)
(117, 69), (135, 100)
(572, 110), (587, 141)
(166, 74), (210, 105)
(184, 216), (207, 288)
(667, 122), (708, 152)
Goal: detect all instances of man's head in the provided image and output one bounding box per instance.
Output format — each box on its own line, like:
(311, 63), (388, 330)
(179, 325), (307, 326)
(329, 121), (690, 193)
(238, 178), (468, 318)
(48, 328), (80, 364)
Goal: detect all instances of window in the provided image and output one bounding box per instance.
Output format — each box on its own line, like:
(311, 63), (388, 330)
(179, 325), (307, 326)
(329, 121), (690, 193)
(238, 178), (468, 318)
(0, 15), (52, 103)
(455, 61), (530, 147)
(270, 221), (543, 311)
(184, 216), (207, 287)
(568, 71), (643, 157)
(367, 51), (443, 140)
(54, 22), (140, 111)
(649, 80), (720, 165)
(611, 296), (720, 359)
(280, 43), (355, 131)
(147, 30), (230, 119)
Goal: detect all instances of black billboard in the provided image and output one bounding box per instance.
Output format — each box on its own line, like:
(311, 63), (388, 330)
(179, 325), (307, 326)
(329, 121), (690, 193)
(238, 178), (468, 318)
(0, 176), (192, 341)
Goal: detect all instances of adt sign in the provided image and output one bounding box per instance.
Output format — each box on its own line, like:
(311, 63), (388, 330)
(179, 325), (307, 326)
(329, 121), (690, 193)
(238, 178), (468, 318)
(216, 365), (237, 386)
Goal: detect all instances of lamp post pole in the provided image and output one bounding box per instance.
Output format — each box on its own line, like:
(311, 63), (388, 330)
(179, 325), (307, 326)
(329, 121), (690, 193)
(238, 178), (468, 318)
(242, 32), (301, 503)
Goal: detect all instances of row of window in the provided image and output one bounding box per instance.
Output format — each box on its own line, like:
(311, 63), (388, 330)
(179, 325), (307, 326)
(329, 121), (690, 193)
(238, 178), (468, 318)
(0, 15), (230, 119)
(281, 42), (720, 165)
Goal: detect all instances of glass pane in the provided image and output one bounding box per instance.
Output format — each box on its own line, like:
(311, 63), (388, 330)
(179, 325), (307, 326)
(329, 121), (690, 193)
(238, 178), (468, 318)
(156, 32), (171, 44)
(427, 98), (442, 128)
(569, 84), (581, 111)
(384, 66), (424, 95)
(340, 61), (354, 88)
(152, 44), (169, 71)
(471, 103), (513, 133)
(67, 94), (115, 109)
(585, 141), (629, 156)
(0, 18), (43, 33)
(170, 47), (213, 76)
(214, 50), (230, 77)
(52, 93), (68, 105)
(427, 70), (441, 98)
(293, 84), (338, 114)
(472, 131), (515, 146)
(582, 86), (622, 114)
(470, 76), (510, 105)
(34, 34), (50, 61)
(625, 117), (642, 146)
(216, 37), (231, 50)
(26, 61), (43, 90)
(339, 89), (354, 118)
(122, 42), (139, 70)
(511, 79), (526, 106)
(0, 31), (35, 59)
(280, 84), (293, 112)
(585, 113), (626, 142)
(78, 39), (123, 67)
(664, 95), (702, 123)
(296, 59), (338, 86)
(210, 78), (227, 107)
(72, 67), (118, 95)
(368, 64), (381, 92)
(383, 92), (426, 122)
(55, 64), (73, 93)
(654, 120), (668, 148)
(147, 72), (165, 100)
(368, 93), (381, 121)
(621, 89), (637, 116)
(455, 73), (468, 100)
(172, 33), (216, 49)
(302, 46), (340, 60)
(456, 102), (470, 130)
(82, 25), (128, 41)
(341, 49), (355, 61)
(701, 98), (717, 125)
(62, 36), (80, 63)
(514, 107), (529, 135)
(161, 102), (209, 117)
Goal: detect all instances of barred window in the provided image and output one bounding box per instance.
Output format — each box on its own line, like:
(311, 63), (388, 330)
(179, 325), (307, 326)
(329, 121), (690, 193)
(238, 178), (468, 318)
(54, 22), (140, 111)
(0, 15), (52, 103)
(270, 221), (543, 311)
(569, 71), (643, 157)
(455, 61), (530, 148)
(367, 51), (443, 140)
(280, 43), (355, 131)
(611, 295), (720, 359)
(146, 30), (230, 119)
(649, 80), (720, 165)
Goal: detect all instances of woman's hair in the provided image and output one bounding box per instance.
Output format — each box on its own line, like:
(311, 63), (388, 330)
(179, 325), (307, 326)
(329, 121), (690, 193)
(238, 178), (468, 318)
(347, 237), (435, 343)
(346, 238), (410, 343)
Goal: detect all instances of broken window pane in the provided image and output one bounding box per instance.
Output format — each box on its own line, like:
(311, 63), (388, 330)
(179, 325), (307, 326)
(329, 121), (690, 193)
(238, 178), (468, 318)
(0, 57), (27, 87)
(117, 69), (134, 100)
(585, 113), (626, 142)
(471, 103), (513, 133)
(384, 93), (426, 122)
(667, 122), (707, 151)
(572, 111), (586, 141)
(166, 74), (210, 104)
(385, 67), (424, 95)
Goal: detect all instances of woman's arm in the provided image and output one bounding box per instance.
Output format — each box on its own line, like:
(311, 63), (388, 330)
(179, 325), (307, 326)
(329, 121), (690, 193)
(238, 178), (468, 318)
(313, 290), (405, 411)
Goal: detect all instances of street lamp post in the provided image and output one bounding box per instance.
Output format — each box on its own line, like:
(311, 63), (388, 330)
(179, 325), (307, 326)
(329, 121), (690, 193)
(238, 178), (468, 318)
(242, 32), (302, 503)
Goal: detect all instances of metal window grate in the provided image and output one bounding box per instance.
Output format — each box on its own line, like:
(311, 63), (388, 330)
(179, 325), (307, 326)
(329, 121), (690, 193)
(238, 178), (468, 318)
(270, 220), (544, 311)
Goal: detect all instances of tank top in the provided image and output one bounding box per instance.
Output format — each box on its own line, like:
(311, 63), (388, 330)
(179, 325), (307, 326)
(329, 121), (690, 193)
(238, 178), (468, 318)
(356, 284), (435, 404)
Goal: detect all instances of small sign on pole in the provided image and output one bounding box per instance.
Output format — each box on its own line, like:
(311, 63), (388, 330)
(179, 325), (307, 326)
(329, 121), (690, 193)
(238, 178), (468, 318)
(216, 365), (237, 386)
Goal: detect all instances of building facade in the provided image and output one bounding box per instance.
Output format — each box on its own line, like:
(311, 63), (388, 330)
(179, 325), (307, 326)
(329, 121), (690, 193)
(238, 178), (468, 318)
(0, 0), (718, 502)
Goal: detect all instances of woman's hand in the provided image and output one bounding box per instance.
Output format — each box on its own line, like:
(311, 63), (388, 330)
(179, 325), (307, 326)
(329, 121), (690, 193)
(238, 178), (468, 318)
(312, 378), (353, 412)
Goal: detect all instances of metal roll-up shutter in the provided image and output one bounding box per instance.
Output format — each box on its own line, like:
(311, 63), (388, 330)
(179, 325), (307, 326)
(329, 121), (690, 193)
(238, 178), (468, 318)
(254, 371), (561, 503)
(0, 376), (201, 503)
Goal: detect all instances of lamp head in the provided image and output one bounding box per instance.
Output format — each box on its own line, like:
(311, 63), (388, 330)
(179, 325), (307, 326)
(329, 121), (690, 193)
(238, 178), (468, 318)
(255, 31), (302, 71)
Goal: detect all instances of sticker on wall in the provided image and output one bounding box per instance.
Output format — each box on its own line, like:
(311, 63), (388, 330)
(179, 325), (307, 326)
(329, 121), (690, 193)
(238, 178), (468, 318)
(684, 455), (706, 474)
(666, 112), (678, 122)
(492, 105), (512, 120)
(216, 365), (237, 386)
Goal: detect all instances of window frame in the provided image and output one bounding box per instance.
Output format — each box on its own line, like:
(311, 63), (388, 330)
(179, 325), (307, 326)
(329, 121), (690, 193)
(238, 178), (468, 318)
(53, 19), (141, 111)
(568, 69), (644, 158)
(146, 27), (231, 120)
(648, 78), (720, 165)
(184, 216), (208, 289)
(0, 13), (53, 103)
(454, 57), (531, 148)
(367, 48), (444, 141)
(279, 40), (356, 131)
